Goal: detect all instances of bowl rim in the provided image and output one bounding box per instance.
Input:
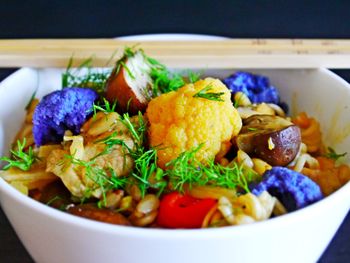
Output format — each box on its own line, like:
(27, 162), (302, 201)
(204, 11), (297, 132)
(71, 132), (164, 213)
(1, 34), (350, 239)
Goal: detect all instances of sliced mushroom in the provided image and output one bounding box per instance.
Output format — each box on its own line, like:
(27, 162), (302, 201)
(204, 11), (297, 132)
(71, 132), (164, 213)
(67, 203), (131, 226)
(105, 50), (153, 114)
(236, 115), (301, 166)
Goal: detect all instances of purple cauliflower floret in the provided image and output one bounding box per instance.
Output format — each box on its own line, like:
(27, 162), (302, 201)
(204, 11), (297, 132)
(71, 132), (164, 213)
(252, 167), (323, 212)
(33, 87), (98, 146)
(223, 71), (287, 111)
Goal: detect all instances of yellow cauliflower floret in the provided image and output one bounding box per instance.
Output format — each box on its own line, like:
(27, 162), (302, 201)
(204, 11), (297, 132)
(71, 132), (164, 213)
(146, 77), (242, 169)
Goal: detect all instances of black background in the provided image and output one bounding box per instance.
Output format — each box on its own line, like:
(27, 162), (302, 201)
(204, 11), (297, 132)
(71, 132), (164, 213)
(0, 0), (350, 262)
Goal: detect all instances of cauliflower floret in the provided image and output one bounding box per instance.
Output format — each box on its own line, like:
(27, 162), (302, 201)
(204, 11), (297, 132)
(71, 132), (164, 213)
(33, 87), (98, 146)
(223, 71), (280, 104)
(146, 78), (242, 169)
(223, 71), (288, 113)
(252, 167), (323, 211)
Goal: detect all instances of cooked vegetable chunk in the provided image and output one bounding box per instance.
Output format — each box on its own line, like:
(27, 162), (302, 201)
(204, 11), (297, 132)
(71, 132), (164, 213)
(236, 115), (301, 166)
(157, 192), (217, 228)
(33, 87), (98, 146)
(223, 71), (280, 105)
(67, 203), (131, 226)
(146, 78), (242, 169)
(252, 167), (323, 211)
(105, 50), (153, 114)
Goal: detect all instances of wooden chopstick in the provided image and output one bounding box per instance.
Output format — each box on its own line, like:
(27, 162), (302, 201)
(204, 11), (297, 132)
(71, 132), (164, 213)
(1, 38), (350, 68)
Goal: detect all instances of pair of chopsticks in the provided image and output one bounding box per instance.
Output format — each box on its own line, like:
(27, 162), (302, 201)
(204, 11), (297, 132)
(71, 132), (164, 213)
(0, 38), (350, 68)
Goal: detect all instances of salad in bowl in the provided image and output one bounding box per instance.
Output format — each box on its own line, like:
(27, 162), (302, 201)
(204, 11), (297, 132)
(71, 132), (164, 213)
(0, 41), (350, 263)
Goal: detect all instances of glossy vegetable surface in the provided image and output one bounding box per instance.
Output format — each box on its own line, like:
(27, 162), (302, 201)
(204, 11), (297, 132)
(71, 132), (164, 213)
(157, 192), (217, 228)
(236, 115), (301, 166)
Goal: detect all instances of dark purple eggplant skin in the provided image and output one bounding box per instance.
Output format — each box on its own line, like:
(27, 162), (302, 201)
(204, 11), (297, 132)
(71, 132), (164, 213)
(236, 115), (301, 166)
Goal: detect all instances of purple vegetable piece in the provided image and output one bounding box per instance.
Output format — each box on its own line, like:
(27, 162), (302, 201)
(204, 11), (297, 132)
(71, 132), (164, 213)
(252, 166), (323, 211)
(223, 71), (283, 107)
(33, 87), (98, 146)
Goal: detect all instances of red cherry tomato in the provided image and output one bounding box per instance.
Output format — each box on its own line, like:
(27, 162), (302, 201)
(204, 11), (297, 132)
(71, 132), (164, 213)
(157, 192), (217, 228)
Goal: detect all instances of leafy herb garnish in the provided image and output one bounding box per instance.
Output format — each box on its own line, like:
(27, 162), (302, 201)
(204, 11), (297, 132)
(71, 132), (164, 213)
(80, 111), (164, 199)
(188, 71), (201, 83)
(91, 98), (117, 116)
(325, 147), (347, 161)
(111, 46), (138, 80)
(119, 61), (135, 80)
(0, 139), (38, 171)
(131, 148), (166, 197)
(62, 56), (111, 94)
(149, 62), (185, 96)
(93, 132), (131, 163)
(118, 112), (166, 197)
(65, 155), (128, 206)
(146, 54), (204, 96)
(165, 145), (255, 193)
(193, 85), (225, 102)
(45, 196), (68, 211)
(95, 132), (130, 152)
(97, 111), (255, 197)
(25, 90), (37, 110)
(124, 46), (137, 57)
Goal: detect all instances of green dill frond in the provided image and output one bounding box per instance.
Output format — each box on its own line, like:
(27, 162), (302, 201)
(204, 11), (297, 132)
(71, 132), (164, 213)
(66, 155), (128, 205)
(146, 56), (163, 67)
(46, 195), (63, 206)
(131, 148), (164, 197)
(193, 85), (225, 102)
(67, 110), (156, 201)
(105, 49), (119, 67)
(119, 61), (135, 80)
(124, 46), (138, 58)
(164, 144), (255, 193)
(109, 167), (129, 188)
(0, 138), (38, 171)
(119, 113), (142, 144)
(62, 56), (74, 88)
(165, 144), (204, 191)
(150, 65), (185, 96)
(168, 75), (186, 91)
(137, 111), (147, 143)
(187, 71), (201, 83)
(62, 56), (111, 95)
(91, 98), (117, 116)
(325, 147), (347, 161)
(93, 131), (132, 162)
(45, 195), (68, 210)
(139, 51), (203, 97)
(111, 46), (140, 79)
(143, 52), (187, 96)
(118, 111), (165, 197)
(95, 132), (130, 149)
(25, 90), (37, 110)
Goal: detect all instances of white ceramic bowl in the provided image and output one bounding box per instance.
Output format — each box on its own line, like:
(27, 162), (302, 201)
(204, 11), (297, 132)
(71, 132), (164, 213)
(1, 38), (350, 263)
